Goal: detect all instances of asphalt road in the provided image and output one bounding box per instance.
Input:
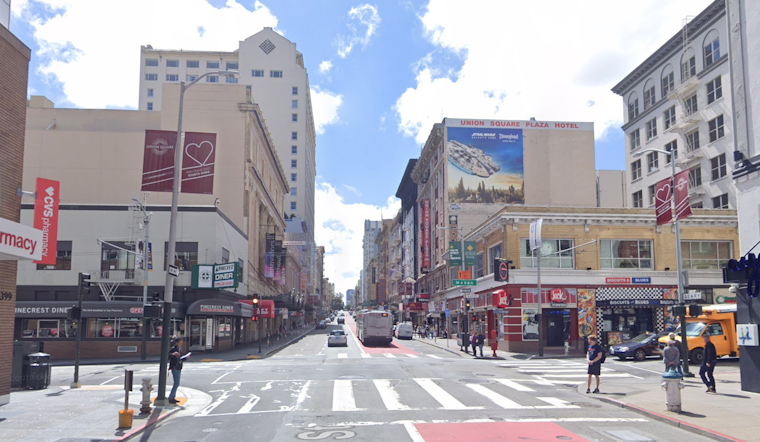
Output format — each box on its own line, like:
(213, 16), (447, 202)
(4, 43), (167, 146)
(51, 315), (733, 442)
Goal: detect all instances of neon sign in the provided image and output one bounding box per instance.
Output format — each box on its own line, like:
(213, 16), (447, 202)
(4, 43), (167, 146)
(724, 253), (760, 298)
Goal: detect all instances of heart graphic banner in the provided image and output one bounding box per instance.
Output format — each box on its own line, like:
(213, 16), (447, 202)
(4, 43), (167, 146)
(654, 177), (673, 226)
(673, 170), (693, 221)
(181, 131), (217, 194)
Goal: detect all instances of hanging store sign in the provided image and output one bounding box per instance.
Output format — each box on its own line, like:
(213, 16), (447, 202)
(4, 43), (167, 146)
(0, 217), (43, 261)
(449, 241), (462, 266)
(32, 177), (60, 265)
(421, 199), (431, 273)
(191, 262), (239, 289)
(464, 241), (477, 267)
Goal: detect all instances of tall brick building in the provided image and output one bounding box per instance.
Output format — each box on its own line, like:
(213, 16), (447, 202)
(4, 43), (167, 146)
(0, 24), (32, 405)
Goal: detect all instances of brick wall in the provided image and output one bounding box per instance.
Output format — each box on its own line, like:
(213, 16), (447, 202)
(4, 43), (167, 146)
(0, 26), (31, 404)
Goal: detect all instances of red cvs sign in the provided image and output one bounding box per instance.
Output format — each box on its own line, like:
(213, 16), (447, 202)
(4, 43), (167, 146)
(33, 178), (60, 266)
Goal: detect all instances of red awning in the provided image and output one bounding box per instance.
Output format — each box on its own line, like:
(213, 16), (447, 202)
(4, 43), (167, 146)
(240, 299), (276, 318)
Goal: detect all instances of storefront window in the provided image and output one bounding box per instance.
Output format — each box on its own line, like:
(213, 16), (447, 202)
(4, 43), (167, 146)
(487, 244), (502, 274)
(681, 241), (732, 270)
(164, 242), (198, 271)
(217, 317), (232, 337)
(600, 240), (653, 269)
(37, 241), (72, 270)
(475, 253), (484, 278)
(22, 319), (77, 338)
(119, 318), (143, 337)
(521, 239), (574, 269)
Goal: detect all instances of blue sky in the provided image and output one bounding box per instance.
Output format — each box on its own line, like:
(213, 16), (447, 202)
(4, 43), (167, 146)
(9, 0), (713, 293)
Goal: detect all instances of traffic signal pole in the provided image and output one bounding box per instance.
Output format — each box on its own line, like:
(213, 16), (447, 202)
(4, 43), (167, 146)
(537, 246), (543, 358)
(71, 272), (90, 389)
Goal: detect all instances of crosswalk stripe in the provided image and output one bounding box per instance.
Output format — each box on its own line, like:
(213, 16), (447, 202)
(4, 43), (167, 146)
(427, 355), (443, 359)
(466, 384), (525, 409)
(539, 373), (632, 378)
(361, 353), (371, 358)
(536, 397), (577, 408)
(373, 379), (411, 410)
(414, 378), (472, 410)
(338, 353), (348, 359)
(333, 380), (360, 411)
(385, 354), (397, 358)
(406, 354), (419, 358)
(494, 379), (534, 392)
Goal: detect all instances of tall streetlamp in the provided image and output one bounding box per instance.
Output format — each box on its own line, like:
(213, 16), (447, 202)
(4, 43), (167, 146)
(633, 147), (692, 376)
(132, 196), (152, 361)
(155, 70), (238, 406)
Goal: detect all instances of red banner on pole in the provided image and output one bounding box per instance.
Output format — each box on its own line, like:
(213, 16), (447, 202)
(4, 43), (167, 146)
(654, 177), (673, 226)
(32, 178), (60, 265)
(673, 170), (692, 221)
(181, 132), (217, 194)
(141, 130), (177, 192)
(421, 199), (431, 273)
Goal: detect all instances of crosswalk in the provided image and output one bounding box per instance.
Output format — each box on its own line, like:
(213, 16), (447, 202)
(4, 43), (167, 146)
(494, 359), (640, 384)
(321, 352), (454, 360)
(194, 377), (578, 417)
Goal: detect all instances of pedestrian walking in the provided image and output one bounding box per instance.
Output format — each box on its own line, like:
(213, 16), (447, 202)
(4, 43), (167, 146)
(168, 336), (188, 404)
(667, 332), (683, 375)
(586, 335), (603, 394)
(471, 331), (478, 357)
(477, 331), (485, 357)
(700, 334), (718, 393)
(663, 339), (680, 373)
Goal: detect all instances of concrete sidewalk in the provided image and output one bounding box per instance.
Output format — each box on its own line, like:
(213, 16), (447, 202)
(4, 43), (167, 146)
(415, 336), (587, 359)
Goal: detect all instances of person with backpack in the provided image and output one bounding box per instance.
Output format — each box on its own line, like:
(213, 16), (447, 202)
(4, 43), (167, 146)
(586, 335), (604, 394)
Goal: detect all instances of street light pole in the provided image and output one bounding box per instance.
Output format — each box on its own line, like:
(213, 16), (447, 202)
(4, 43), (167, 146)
(133, 196), (152, 361)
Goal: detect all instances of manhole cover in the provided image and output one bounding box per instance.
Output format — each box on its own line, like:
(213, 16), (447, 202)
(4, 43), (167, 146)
(203, 428), (220, 433)
(460, 379), (488, 384)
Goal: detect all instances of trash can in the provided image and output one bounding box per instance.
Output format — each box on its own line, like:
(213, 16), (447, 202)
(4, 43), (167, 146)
(23, 352), (51, 390)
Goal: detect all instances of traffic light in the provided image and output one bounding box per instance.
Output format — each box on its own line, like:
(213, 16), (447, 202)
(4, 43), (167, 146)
(672, 305), (687, 317)
(471, 315), (478, 322)
(67, 306), (81, 321)
(78, 272), (91, 295)
(251, 315), (259, 322)
(465, 301), (471, 312)
(251, 293), (260, 305)
(688, 304), (703, 318)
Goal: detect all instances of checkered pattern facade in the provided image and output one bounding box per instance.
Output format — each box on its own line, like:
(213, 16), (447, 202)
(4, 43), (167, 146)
(595, 286), (668, 333)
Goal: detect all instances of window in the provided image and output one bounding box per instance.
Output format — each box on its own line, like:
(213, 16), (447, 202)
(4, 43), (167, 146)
(647, 152), (659, 173)
(705, 323), (724, 337)
(684, 94), (698, 116)
(292, 99), (298, 109)
(291, 131), (298, 140)
(166, 60), (179, 68)
(661, 70), (674, 96)
(222, 248), (230, 264)
(86, 318), (145, 338)
(238, 257), (245, 283)
(187, 60), (199, 68)
(292, 113), (298, 122)
(270, 70), (283, 78)
(290, 201), (297, 210)
(486, 244), (502, 274)
(292, 86), (298, 95)
(291, 173), (297, 182)
(648, 185), (656, 206)
(692, 201), (704, 209)
(646, 118), (657, 140)
(207, 61), (220, 69)
(37, 241), (72, 270)
(704, 37), (720, 67)
(206, 75), (219, 83)
(628, 97), (639, 120)
(291, 145), (297, 154)
(147, 102), (153, 111)
(664, 106), (676, 130)
(664, 140), (677, 164)
(252, 69), (264, 77)
(166, 74), (179, 82)
(145, 73), (157, 81)
(629, 129), (640, 151)
(631, 159), (642, 181)
(225, 76), (238, 83)
(600, 240), (653, 269)
(681, 241), (732, 270)
(291, 159), (297, 168)
(475, 253), (484, 278)
(520, 239), (574, 269)
(689, 166), (703, 187)
(147, 88), (154, 97)
(145, 59), (158, 67)
(711, 153), (727, 180)
(708, 115), (725, 142)
(681, 56), (696, 80)
(291, 187), (297, 196)
(164, 242), (198, 271)
(685, 130), (700, 152)
(226, 61), (238, 70)
(643, 82), (656, 109)
(712, 193), (729, 209)
(22, 319), (77, 338)
(632, 190), (643, 208)
(101, 242), (135, 272)
(706, 76), (722, 104)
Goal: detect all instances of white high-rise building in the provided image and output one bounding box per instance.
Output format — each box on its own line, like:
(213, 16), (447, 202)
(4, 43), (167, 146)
(137, 28), (316, 248)
(613, 0), (734, 210)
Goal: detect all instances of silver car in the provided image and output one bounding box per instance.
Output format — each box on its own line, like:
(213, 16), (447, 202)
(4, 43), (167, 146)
(328, 329), (348, 347)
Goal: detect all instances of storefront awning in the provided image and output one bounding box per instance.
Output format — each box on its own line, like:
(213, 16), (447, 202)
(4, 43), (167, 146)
(15, 301), (185, 318)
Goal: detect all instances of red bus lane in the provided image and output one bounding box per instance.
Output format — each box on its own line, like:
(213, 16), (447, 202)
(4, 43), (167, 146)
(412, 422), (590, 442)
(346, 316), (418, 355)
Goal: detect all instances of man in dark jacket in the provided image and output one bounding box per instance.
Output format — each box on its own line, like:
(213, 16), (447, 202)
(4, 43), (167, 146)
(168, 336), (188, 404)
(700, 334), (717, 393)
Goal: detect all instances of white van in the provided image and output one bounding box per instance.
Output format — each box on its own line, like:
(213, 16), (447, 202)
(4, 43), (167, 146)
(395, 323), (413, 340)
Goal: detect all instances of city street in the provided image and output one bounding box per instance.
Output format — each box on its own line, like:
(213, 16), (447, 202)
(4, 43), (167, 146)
(45, 315), (725, 442)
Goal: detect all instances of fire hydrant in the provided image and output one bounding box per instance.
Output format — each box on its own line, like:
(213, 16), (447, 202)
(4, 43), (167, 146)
(140, 378), (153, 414)
(661, 368), (685, 412)
(490, 330), (498, 357)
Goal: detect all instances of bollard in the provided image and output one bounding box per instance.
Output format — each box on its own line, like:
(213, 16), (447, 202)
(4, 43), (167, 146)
(118, 370), (134, 428)
(661, 368), (685, 412)
(140, 378), (153, 414)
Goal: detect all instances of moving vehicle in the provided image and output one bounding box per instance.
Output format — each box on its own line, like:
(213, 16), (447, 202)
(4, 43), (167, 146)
(658, 304), (738, 364)
(328, 329), (348, 347)
(337, 317), (345, 324)
(316, 320), (326, 329)
(395, 322), (413, 340)
(356, 310), (393, 345)
(609, 332), (666, 361)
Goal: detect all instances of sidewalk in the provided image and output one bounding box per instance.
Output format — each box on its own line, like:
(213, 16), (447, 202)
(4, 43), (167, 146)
(415, 336), (587, 359)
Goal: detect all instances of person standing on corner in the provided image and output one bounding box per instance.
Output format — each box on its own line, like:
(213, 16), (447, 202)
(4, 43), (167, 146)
(168, 336), (188, 404)
(586, 335), (603, 394)
(700, 334), (718, 393)
(663, 339), (680, 373)
(471, 330), (478, 358)
(477, 331), (485, 358)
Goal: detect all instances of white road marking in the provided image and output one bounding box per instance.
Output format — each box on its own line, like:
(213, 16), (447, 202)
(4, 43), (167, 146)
(100, 376), (120, 385)
(610, 362), (666, 375)
(494, 379), (534, 392)
(196, 382), (241, 416)
(361, 353), (371, 358)
(294, 380), (311, 410)
(404, 423), (425, 442)
(237, 394), (261, 414)
(373, 379), (411, 410)
(213, 372), (232, 384)
(406, 354), (419, 358)
(261, 382), (273, 391)
(427, 355), (443, 359)
(466, 384), (525, 409)
(414, 378), (473, 410)
(333, 380), (359, 411)
(385, 353), (397, 358)
(535, 397), (577, 408)
(338, 353), (348, 359)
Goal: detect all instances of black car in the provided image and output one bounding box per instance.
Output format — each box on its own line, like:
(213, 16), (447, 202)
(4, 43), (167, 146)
(609, 332), (667, 361)
(337, 317), (345, 324)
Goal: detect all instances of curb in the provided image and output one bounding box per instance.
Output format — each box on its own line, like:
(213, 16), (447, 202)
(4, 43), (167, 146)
(237, 328), (315, 360)
(413, 338), (466, 358)
(118, 406), (180, 441)
(587, 392), (743, 442)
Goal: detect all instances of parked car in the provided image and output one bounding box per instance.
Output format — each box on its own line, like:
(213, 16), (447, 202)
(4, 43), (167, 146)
(317, 320), (326, 329)
(395, 323), (413, 340)
(610, 332), (666, 361)
(328, 329), (348, 347)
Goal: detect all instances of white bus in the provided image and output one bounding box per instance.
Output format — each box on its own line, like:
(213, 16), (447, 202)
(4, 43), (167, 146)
(356, 310), (393, 345)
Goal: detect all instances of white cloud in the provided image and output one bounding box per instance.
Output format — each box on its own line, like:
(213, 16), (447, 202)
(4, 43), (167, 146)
(310, 86), (343, 134)
(16, 0), (278, 108)
(316, 182), (400, 293)
(341, 184), (361, 196)
(395, 0), (714, 144)
(319, 60), (333, 73)
(336, 3), (380, 58)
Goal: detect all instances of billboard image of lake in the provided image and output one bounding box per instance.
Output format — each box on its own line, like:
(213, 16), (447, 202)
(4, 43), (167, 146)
(447, 127), (524, 204)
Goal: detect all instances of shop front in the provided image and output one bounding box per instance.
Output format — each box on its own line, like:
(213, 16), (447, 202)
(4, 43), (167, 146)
(519, 287), (579, 349)
(185, 299), (253, 352)
(594, 285), (677, 346)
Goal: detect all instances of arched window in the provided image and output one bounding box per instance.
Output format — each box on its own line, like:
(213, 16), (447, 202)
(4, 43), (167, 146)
(661, 64), (675, 97)
(643, 79), (656, 109)
(628, 92), (639, 121)
(681, 48), (696, 80)
(703, 30), (720, 67)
